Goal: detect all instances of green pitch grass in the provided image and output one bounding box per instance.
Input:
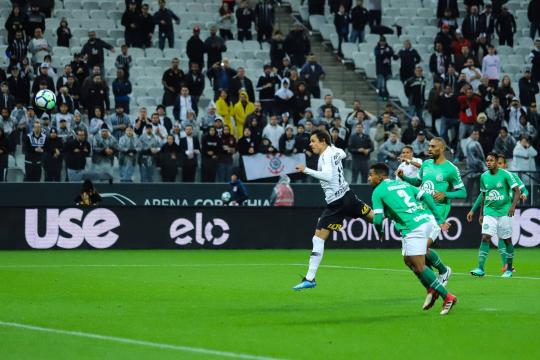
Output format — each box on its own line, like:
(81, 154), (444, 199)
(1, 249), (539, 360)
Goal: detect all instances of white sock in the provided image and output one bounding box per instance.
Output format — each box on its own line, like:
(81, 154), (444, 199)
(305, 236), (325, 281)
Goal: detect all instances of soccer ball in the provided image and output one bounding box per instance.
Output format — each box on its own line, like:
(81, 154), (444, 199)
(35, 89), (57, 110)
(221, 191), (232, 203)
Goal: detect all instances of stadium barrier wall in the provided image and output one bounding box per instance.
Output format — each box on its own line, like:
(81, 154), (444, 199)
(1, 207), (539, 250)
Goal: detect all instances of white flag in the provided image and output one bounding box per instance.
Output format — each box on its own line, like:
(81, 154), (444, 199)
(242, 153), (306, 180)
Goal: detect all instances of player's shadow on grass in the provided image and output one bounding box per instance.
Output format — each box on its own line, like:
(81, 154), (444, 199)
(281, 313), (420, 326)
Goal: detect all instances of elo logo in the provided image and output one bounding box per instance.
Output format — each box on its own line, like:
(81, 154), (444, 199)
(25, 208), (121, 249)
(170, 212), (230, 245)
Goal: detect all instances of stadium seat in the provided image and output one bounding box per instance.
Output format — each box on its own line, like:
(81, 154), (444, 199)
(145, 48), (164, 59)
(309, 15), (326, 32)
(99, 1), (117, 11)
(82, 1), (100, 11)
(341, 43), (358, 60)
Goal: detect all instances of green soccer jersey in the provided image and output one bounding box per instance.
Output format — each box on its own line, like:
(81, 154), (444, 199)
(372, 179), (434, 235)
(416, 159), (465, 218)
(480, 169), (518, 217)
(510, 172), (528, 197)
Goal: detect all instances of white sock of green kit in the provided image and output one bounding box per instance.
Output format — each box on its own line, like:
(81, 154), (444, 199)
(305, 236), (325, 281)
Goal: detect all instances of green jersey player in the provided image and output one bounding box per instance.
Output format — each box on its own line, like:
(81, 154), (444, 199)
(397, 138), (465, 306)
(369, 163), (457, 315)
(469, 154), (528, 273)
(467, 153), (521, 278)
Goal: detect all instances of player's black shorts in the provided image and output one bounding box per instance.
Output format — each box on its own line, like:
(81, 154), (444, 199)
(316, 190), (371, 231)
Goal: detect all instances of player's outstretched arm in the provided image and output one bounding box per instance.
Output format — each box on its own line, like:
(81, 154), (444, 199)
(297, 159), (333, 182)
(444, 187), (467, 199)
(401, 174), (422, 187)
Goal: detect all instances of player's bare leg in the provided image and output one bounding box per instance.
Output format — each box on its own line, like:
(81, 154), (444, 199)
(406, 255), (457, 315)
(293, 228), (330, 291)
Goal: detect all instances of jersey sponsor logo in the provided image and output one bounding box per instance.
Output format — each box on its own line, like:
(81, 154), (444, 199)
(485, 190), (504, 201)
(25, 208), (120, 249)
(327, 223), (342, 231)
(360, 204), (370, 216)
(421, 180), (435, 194)
(169, 212), (230, 246)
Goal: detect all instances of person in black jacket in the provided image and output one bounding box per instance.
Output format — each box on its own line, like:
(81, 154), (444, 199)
(31, 63), (55, 96)
(461, 5), (482, 43)
(396, 40), (422, 83)
(374, 36), (394, 100)
(530, 0), (540, 40)
(153, 0), (180, 50)
(404, 65), (427, 122)
(437, 0), (459, 19)
(334, 4), (350, 57)
(438, 83), (460, 149)
(236, 0), (255, 41)
(269, 30), (286, 68)
(86, 74), (110, 112)
(23, 120), (46, 181)
(204, 26), (227, 69)
(179, 125), (201, 182)
(54, 18), (72, 48)
(7, 66), (29, 105)
(0, 127), (10, 181)
(65, 130), (90, 182)
(201, 126), (219, 182)
(121, 1), (140, 48)
(519, 68), (540, 107)
(237, 126), (258, 180)
(81, 32), (115, 72)
(43, 128), (64, 181)
(531, 39), (540, 84)
(255, 0), (275, 44)
(160, 134), (180, 182)
(350, 0), (369, 44)
(137, 3), (155, 48)
(184, 62), (205, 109)
(429, 42), (450, 81)
(186, 27), (204, 69)
(348, 122), (373, 183)
(230, 67), (255, 105)
(5, 4), (27, 44)
(256, 64), (278, 116)
(26, 5), (46, 38)
(495, 6), (517, 47)
(284, 23), (311, 68)
(293, 81), (311, 123)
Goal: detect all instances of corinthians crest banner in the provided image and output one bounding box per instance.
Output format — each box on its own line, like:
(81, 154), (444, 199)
(242, 153), (306, 180)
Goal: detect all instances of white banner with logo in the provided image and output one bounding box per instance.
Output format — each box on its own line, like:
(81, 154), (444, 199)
(242, 153), (306, 180)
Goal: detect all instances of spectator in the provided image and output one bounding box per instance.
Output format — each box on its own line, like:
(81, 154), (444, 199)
(269, 174), (294, 206)
(233, 90), (255, 139)
(117, 126), (140, 182)
(230, 67), (255, 105)
(429, 42), (449, 82)
(0, 107), (15, 138)
(70, 53), (88, 84)
(529, 39), (540, 84)
(154, 0), (180, 50)
(179, 125), (200, 182)
(7, 31), (28, 67)
(92, 125), (118, 175)
(513, 114), (538, 142)
(230, 172), (248, 205)
(493, 126), (516, 160)
(292, 81), (310, 123)
(108, 104), (131, 140)
(217, 125), (237, 181)
(367, 0), (382, 32)
(138, 124), (161, 182)
(396, 40), (422, 83)
(26, 5), (46, 38)
(122, 1), (139, 47)
(0, 127), (9, 181)
(236, 0), (255, 41)
(270, 30), (286, 68)
(186, 27), (204, 70)
(201, 126), (220, 182)
(255, 0), (275, 44)
(285, 22), (311, 68)
(480, 3), (496, 40)
(495, 6), (516, 47)
(0, 82), (16, 112)
(437, 0), (459, 19)
(201, 102), (218, 134)
(256, 64), (278, 115)
(218, 2), (235, 40)
(506, 97), (527, 137)
(439, 8), (459, 34)
(86, 74), (110, 113)
(334, 4), (350, 57)
(435, 24), (454, 56)
(204, 25), (227, 70)
(5, 4), (27, 44)
(238, 127), (258, 178)
(481, 44), (501, 89)
(331, 128), (346, 149)
(512, 135), (537, 184)
(348, 122), (373, 183)
(439, 83), (460, 148)
(215, 90), (235, 133)
(278, 125), (296, 155)
(486, 95), (505, 124)
(529, 0), (540, 40)
(404, 65), (427, 122)
(89, 107), (106, 137)
(262, 114), (284, 148)
(379, 131), (404, 172)
(159, 134), (180, 182)
(112, 69), (132, 113)
(427, 80), (443, 129)
(401, 116), (424, 145)
(350, 0), (369, 44)
(374, 36), (393, 100)
(28, 28), (50, 69)
(519, 68), (540, 107)
(528, 102), (539, 130)
(31, 63), (54, 95)
(161, 58), (184, 107)
(462, 5), (481, 43)
(64, 130), (90, 182)
(71, 110), (88, 138)
(411, 131), (429, 159)
(452, 33), (472, 63)
(396, 145), (422, 180)
(22, 120), (46, 181)
(75, 180), (101, 205)
(246, 103), (265, 139)
(466, 128), (487, 175)
(138, 3), (155, 48)
(56, 64), (72, 92)
(81, 31), (114, 73)
(156, 105), (173, 133)
(173, 86), (197, 123)
(497, 74), (516, 109)
(300, 53), (325, 99)
(461, 58), (482, 92)
(274, 78), (294, 116)
(184, 62), (205, 109)
(458, 86), (482, 139)
(150, 112), (168, 144)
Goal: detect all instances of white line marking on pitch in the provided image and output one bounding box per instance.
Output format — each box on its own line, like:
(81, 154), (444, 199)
(0, 321), (285, 360)
(1, 263), (539, 281)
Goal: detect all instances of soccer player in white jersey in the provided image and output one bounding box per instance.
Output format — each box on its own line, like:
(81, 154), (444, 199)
(293, 129), (374, 290)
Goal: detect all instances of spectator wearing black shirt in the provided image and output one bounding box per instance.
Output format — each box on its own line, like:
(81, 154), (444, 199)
(230, 67), (255, 105)
(186, 27), (204, 70)
(75, 180), (102, 205)
(179, 125), (201, 182)
(348, 122), (373, 183)
(86, 74), (110, 112)
(217, 125), (237, 182)
(31, 63), (55, 96)
(300, 54), (325, 99)
(0, 82), (16, 112)
(256, 64), (278, 115)
(121, 1), (140, 48)
(396, 40), (422, 83)
(285, 23), (311, 68)
(350, 0), (369, 44)
(70, 53), (88, 84)
(56, 18), (72, 48)
(404, 65), (427, 122)
(270, 30), (286, 68)
(236, 0), (255, 41)
(160, 135), (180, 182)
(435, 24), (454, 56)
(437, 0), (459, 19)
(81, 31), (115, 73)
(438, 83), (460, 149)
(23, 120), (46, 181)
(530, 0), (540, 40)
(7, 66), (29, 105)
(374, 36), (394, 100)
(519, 68), (540, 107)
(334, 5), (350, 57)
(7, 31), (27, 67)
(26, 5), (46, 38)
(495, 6), (517, 47)
(0, 127), (9, 181)
(293, 81), (311, 123)
(5, 4), (27, 44)
(161, 58), (184, 107)
(255, 0), (275, 44)
(184, 62), (205, 109)
(207, 59), (237, 99)
(306, 0), (325, 16)
(462, 5), (482, 44)
(201, 126), (220, 182)
(531, 39), (540, 84)
(429, 42), (450, 81)
(43, 128), (64, 182)
(138, 3), (155, 48)
(153, 0), (180, 50)
(204, 26), (227, 70)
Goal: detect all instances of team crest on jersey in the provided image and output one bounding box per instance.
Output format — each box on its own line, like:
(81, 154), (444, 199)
(421, 181), (435, 194)
(483, 223), (489, 230)
(436, 174), (444, 182)
(266, 154), (285, 175)
(496, 182), (502, 188)
(486, 190), (504, 201)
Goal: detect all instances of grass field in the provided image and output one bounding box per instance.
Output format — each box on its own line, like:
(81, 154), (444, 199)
(1, 249), (539, 360)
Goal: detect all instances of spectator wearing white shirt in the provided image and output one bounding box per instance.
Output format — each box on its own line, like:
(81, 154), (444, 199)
(150, 112), (168, 144)
(512, 135), (537, 185)
(172, 86), (198, 122)
(461, 58), (482, 92)
(505, 97), (527, 136)
(396, 145), (422, 180)
(481, 44), (501, 89)
(262, 114), (285, 148)
(27, 28), (50, 69)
